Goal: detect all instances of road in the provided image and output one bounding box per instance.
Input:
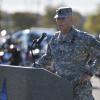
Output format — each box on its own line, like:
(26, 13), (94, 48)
(91, 76), (100, 100)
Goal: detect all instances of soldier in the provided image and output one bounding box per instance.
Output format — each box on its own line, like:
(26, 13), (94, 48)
(32, 7), (100, 100)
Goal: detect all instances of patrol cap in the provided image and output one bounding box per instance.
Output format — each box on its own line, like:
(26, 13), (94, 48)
(54, 7), (72, 19)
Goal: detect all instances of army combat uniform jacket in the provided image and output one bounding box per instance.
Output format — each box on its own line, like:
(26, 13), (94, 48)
(33, 27), (100, 100)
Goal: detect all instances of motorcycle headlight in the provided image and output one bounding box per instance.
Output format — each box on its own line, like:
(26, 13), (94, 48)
(0, 51), (4, 56)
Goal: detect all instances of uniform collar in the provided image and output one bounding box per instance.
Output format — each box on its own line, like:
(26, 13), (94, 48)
(58, 27), (76, 43)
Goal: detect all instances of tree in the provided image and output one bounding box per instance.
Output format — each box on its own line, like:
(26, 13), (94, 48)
(72, 11), (85, 30)
(84, 6), (100, 34)
(84, 14), (100, 34)
(42, 6), (57, 28)
(11, 12), (41, 30)
(0, 10), (2, 21)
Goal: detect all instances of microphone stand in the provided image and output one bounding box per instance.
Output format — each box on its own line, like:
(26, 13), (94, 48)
(30, 33), (47, 67)
(30, 39), (38, 67)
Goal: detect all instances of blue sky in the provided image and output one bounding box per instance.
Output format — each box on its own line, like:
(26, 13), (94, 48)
(1, 0), (100, 15)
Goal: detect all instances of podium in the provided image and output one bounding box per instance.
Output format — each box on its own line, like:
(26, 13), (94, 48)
(0, 65), (73, 100)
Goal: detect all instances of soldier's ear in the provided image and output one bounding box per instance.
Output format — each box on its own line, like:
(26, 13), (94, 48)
(70, 16), (73, 21)
(71, 16), (74, 24)
(68, 16), (73, 25)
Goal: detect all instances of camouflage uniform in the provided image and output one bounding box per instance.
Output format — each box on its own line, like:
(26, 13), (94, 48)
(33, 27), (100, 100)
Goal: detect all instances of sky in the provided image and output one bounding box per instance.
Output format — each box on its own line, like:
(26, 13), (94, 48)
(0, 0), (100, 15)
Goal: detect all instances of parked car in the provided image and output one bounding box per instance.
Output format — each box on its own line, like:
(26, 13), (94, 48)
(11, 27), (56, 66)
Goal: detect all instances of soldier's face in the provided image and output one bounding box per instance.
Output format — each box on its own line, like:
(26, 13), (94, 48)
(56, 16), (72, 33)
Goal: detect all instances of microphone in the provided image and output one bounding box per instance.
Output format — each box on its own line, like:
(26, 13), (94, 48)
(31, 33), (47, 49)
(36, 33), (47, 44)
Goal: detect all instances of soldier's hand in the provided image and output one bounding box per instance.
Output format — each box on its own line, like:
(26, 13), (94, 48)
(79, 74), (92, 85)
